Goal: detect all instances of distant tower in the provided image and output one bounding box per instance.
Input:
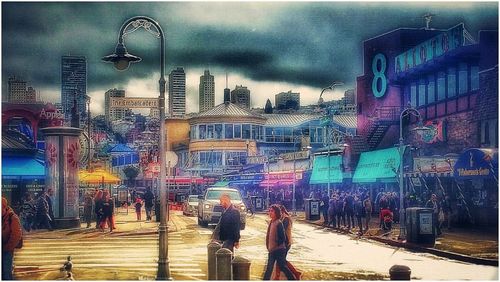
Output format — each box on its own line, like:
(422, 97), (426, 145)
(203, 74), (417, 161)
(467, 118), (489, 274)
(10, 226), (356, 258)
(105, 88), (126, 126)
(223, 72), (230, 104)
(230, 85), (251, 109)
(7, 76), (27, 103)
(199, 70), (215, 112)
(61, 55), (87, 120)
(168, 67), (186, 117)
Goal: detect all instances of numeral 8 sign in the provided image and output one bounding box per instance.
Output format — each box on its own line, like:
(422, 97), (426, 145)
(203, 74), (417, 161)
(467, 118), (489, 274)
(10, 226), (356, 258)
(371, 53), (387, 98)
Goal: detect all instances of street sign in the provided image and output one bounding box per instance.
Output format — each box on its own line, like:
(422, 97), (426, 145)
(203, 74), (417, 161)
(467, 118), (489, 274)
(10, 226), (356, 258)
(110, 97), (159, 109)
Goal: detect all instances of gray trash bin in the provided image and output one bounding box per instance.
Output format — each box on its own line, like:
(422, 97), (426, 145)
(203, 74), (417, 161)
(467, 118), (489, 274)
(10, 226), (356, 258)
(406, 207), (435, 245)
(251, 196), (264, 211)
(304, 199), (321, 220)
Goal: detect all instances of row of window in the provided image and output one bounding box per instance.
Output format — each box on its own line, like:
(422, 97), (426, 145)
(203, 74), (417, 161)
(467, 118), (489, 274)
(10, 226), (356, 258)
(195, 151), (248, 166)
(408, 63), (479, 107)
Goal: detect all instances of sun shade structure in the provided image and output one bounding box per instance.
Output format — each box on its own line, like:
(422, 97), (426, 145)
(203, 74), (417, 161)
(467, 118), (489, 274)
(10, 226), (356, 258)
(352, 147), (403, 183)
(2, 156), (45, 179)
(309, 155), (343, 184)
(79, 169), (121, 184)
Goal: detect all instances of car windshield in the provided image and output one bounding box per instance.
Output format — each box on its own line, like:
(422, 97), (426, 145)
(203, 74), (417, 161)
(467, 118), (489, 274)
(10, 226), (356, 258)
(188, 196), (198, 202)
(206, 189), (241, 201)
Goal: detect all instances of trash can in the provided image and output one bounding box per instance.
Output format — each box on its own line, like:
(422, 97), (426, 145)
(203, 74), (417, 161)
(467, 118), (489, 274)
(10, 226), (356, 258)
(304, 199), (321, 220)
(175, 194), (186, 204)
(251, 196), (264, 211)
(406, 207), (435, 245)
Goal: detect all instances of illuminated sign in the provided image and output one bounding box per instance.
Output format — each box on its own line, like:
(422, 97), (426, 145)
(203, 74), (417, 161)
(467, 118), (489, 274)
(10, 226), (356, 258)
(110, 97), (159, 109)
(395, 24), (464, 75)
(372, 53), (387, 98)
(420, 120), (447, 144)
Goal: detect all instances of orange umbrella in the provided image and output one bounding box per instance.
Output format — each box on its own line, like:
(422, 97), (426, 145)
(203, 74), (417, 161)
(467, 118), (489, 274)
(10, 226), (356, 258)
(79, 169), (121, 184)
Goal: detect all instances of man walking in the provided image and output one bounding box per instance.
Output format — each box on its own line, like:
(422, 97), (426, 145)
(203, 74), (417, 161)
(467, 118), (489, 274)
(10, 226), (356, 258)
(2, 197), (23, 280)
(212, 194), (241, 252)
(143, 187), (154, 221)
(35, 191), (52, 231)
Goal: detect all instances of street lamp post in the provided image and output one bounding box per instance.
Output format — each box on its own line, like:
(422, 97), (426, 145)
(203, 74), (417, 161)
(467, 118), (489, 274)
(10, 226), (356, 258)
(102, 16), (171, 280)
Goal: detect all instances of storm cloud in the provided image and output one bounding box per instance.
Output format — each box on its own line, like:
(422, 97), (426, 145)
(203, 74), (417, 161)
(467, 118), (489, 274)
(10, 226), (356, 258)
(2, 2), (497, 112)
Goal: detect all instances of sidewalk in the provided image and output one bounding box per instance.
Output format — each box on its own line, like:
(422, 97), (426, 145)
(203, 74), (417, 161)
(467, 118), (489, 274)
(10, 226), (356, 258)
(292, 211), (498, 266)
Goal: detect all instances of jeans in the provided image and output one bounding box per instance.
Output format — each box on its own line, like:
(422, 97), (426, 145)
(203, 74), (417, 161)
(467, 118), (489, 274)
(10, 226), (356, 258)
(2, 251), (13, 280)
(145, 206), (153, 220)
(263, 248), (296, 280)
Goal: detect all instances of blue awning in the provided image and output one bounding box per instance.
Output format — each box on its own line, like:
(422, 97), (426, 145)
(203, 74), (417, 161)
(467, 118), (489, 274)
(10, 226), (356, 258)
(454, 148), (498, 179)
(310, 155), (343, 184)
(2, 156), (45, 179)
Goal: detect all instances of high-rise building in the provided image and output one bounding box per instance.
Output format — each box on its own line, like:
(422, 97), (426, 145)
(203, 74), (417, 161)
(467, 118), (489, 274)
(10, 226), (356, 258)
(8, 76), (27, 103)
(199, 70), (215, 113)
(25, 87), (37, 103)
(230, 85), (250, 109)
(61, 55), (87, 120)
(168, 67), (186, 117)
(275, 90), (300, 110)
(105, 88), (126, 125)
(343, 89), (356, 105)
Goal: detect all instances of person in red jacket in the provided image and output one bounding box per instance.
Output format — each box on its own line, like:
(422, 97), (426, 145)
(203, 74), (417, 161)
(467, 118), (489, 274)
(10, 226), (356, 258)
(2, 197), (23, 280)
(380, 206), (393, 232)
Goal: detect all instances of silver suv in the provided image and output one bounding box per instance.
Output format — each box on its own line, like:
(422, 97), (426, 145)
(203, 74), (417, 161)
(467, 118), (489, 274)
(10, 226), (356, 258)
(197, 187), (247, 230)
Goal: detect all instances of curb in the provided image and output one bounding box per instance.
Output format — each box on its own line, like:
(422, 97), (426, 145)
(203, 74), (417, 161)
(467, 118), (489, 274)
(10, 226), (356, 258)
(296, 218), (498, 267)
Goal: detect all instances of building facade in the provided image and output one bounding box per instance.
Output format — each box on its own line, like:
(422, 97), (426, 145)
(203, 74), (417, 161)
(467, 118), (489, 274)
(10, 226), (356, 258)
(275, 91), (300, 111)
(61, 55), (87, 120)
(168, 67), (186, 117)
(199, 70), (215, 113)
(230, 85), (251, 109)
(104, 88), (126, 126)
(7, 76), (37, 104)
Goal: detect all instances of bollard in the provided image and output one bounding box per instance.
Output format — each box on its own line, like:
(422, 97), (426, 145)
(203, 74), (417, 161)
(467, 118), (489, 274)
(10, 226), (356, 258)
(216, 248), (233, 280)
(232, 256), (251, 280)
(207, 241), (222, 280)
(389, 264), (411, 280)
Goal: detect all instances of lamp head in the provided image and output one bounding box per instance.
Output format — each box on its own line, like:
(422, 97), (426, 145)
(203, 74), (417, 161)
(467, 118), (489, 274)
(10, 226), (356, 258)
(101, 42), (142, 71)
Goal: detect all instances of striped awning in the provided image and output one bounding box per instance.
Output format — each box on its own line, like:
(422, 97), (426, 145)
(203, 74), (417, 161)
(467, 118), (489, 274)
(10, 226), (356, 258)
(405, 171), (453, 178)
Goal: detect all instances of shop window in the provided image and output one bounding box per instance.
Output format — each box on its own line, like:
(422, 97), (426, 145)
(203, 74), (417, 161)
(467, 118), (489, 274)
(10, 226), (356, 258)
(437, 71), (446, 101)
(427, 74), (435, 104)
(471, 66), (479, 91)
(410, 83), (417, 107)
(225, 124), (233, 139)
(418, 79), (426, 107)
(215, 124), (223, 139)
(199, 125), (206, 139)
(458, 63), (468, 95)
(447, 67), (456, 97)
(234, 124), (241, 138)
(242, 124), (251, 139)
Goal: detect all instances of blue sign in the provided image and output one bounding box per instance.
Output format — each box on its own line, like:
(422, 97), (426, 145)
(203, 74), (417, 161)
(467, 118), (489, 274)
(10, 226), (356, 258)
(454, 148), (498, 179)
(372, 53), (387, 98)
(395, 24), (464, 75)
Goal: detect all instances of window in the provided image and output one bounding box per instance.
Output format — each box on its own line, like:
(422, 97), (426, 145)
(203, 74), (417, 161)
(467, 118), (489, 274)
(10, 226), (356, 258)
(224, 124), (233, 139)
(190, 126), (196, 139)
(448, 67), (456, 97)
(251, 125), (258, 140)
(215, 124), (223, 139)
(207, 125), (214, 139)
(471, 66), (479, 91)
(310, 127), (316, 142)
(242, 124), (251, 139)
(437, 71), (446, 101)
(274, 128), (283, 142)
(284, 128), (292, 142)
(265, 127), (273, 142)
(410, 83), (417, 107)
(427, 74), (435, 104)
(199, 125), (206, 139)
(317, 128), (323, 143)
(234, 124), (241, 138)
(418, 79), (426, 107)
(458, 63), (468, 95)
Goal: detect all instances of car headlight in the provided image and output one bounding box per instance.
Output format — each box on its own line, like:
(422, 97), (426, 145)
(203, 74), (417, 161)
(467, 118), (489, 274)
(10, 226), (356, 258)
(204, 204), (211, 209)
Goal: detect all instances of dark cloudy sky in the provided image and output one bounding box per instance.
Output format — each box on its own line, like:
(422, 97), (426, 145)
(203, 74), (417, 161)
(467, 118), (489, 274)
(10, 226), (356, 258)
(2, 1), (498, 114)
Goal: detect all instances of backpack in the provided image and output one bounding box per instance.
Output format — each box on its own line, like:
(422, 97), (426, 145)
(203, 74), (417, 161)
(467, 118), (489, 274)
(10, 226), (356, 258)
(9, 213), (23, 249)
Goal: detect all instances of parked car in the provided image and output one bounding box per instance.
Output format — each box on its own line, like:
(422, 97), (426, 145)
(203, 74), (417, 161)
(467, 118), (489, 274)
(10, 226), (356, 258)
(183, 195), (199, 216)
(197, 187), (246, 230)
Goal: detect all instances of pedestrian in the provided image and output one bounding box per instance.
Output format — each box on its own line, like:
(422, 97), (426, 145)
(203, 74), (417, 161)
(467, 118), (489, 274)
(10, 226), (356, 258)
(94, 190), (103, 229)
(320, 193), (329, 226)
(211, 194), (241, 252)
(46, 188), (55, 229)
(363, 195), (373, 233)
(20, 192), (35, 232)
(327, 194), (336, 228)
(143, 187), (154, 221)
(273, 205), (302, 280)
(380, 206), (393, 233)
(426, 194), (442, 236)
(334, 195), (343, 229)
(343, 192), (355, 230)
(2, 197), (23, 280)
(35, 191), (52, 231)
(135, 197), (143, 221)
(100, 191), (114, 232)
(262, 204), (296, 280)
(83, 192), (93, 228)
(440, 195), (452, 231)
(354, 195), (364, 234)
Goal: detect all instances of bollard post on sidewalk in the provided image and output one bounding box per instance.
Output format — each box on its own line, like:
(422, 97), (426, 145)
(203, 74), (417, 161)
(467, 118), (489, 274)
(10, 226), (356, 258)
(389, 264), (411, 280)
(216, 248), (233, 280)
(232, 256), (251, 280)
(207, 241), (222, 280)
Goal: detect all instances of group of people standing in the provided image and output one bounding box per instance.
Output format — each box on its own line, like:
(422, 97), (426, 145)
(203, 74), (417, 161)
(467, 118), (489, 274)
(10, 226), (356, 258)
(83, 189), (115, 232)
(18, 188), (55, 232)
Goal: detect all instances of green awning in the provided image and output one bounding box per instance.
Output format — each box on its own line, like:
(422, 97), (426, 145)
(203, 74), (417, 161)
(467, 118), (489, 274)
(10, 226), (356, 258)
(353, 147), (403, 183)
(212, 181), (230, 187)
(310, 155), (343, 184)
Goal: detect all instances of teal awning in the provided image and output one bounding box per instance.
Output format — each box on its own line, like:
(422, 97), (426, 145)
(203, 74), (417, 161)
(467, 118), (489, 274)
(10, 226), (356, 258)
(2, 156), (45, 179)
(212, 181), (230, 187)
(353, 147), (403, 183)
(310, 155), (343, 184)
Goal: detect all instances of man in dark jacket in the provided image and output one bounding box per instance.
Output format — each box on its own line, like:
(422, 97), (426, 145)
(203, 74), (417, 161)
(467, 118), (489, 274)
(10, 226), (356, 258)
(143, 187), (155, 221)
(213, 194), (241, 252)
(320, 193), (330, 226)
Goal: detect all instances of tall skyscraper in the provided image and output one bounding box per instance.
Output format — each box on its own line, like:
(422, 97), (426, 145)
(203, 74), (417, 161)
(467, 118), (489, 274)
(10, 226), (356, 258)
(275, 90), (300, 110)
(168, 67), (186, 117)
(105, 88), (126, 125)
(199, 70), (215, 113)
(230, 85), (251, 109)
(61, 55), (87, 120)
